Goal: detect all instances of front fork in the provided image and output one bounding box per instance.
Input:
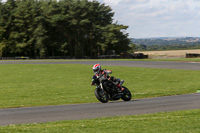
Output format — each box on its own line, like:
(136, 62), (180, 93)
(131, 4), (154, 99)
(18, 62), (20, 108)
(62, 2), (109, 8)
(97, 83), (111, 99)
(96, 83), (106, 94)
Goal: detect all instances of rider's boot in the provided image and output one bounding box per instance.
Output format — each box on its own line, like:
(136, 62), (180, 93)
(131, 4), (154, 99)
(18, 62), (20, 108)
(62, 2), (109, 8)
(120, 80), (124, 86)
(117, 80), (124, 92)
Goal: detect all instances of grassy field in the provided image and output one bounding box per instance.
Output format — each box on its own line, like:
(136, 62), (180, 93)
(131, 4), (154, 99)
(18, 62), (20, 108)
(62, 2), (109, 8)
(1, 58), (200, 62)
(133, 58), (200, 62)
(135, 49), (200, 59)
(0, 109), (199, 133)
(134, 58), (200, 62)
(0, 63), (199, 108)
(0, 61), (199, 132)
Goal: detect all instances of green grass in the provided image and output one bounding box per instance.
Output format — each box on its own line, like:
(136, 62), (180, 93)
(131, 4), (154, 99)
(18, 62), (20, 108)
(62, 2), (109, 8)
(0, 63), (199, 131)
(0, 64), (199, 108)
(0, 109), (199, 133)
(101, 58), (200, 62)
(136, 58), (200, 62)
(96, 58), (200, 62)
(1, 58), (200, 62)
(0, 64), (95, 108)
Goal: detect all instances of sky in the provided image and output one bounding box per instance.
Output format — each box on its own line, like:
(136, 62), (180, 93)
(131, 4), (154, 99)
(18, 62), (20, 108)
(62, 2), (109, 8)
(88, 0), (200, 38)
(1, 0), (200, 38)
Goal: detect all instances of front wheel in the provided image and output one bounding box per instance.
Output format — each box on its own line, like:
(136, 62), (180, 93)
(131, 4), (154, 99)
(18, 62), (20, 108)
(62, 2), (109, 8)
(95, 88), (109, 103)
(121, 86), (132, 101)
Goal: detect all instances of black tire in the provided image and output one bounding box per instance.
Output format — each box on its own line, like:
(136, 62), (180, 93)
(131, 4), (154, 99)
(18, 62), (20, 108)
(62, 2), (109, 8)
(95, 88), (109, 103)
(121, 86), (132, 101)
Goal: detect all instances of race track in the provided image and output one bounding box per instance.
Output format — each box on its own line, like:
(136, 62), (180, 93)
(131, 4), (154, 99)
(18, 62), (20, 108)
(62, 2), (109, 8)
(0, 60), (200, 126)
(0, 93), (199, 126)
(0, 60), (200, 70)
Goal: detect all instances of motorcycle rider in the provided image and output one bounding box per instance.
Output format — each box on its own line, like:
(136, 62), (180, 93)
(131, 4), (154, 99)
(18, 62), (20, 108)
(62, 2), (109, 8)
(91, 63), (124, 91)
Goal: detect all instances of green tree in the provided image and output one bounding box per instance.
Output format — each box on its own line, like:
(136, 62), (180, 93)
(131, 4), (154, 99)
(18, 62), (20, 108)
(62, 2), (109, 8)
(100, 24), (130, 54)
(0, 0), (17, 56)
(128, 43), (136, 54)
(0, 0), (131, 58)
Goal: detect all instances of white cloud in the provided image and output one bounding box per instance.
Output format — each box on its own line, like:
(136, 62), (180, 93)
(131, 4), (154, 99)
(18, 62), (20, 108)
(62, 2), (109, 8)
(103, 0), (122, 5)
(94, 0), (200, 38)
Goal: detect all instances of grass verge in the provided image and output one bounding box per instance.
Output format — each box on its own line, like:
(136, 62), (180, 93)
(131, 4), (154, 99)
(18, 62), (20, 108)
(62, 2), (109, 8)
(0, 64), (199, 108)
(1, 58), (200, 63)
(0, 109), (199, 133)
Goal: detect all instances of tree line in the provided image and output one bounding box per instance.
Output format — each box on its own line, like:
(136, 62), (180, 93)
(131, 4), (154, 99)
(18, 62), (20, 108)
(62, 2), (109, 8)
(0, 0), (131, 58)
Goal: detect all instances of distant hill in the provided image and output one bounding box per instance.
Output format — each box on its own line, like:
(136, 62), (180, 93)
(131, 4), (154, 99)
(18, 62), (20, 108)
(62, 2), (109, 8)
(131, 37), (200, 51)
(131, 37), (200, 45)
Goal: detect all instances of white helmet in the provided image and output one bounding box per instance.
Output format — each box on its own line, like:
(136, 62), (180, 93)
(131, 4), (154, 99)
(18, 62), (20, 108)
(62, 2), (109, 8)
(92, 64), (101, 74)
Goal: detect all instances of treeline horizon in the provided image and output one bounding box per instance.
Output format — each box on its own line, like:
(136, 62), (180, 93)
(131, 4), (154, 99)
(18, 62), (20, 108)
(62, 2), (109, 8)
(132, 38), (200, 51)
(0, 0), (131, 58)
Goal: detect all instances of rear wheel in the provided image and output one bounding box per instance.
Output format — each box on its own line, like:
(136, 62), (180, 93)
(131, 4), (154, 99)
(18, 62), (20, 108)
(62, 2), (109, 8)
(121, 86), (132, 101)
(95, 88), (109, 103)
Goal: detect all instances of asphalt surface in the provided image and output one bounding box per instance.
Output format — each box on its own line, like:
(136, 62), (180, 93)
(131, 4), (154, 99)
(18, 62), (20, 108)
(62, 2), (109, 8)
(0, 93), (199, 126)
(58, 60), (200, 70)
(0, 60), (200, 126)
(0, 60), (200, 70)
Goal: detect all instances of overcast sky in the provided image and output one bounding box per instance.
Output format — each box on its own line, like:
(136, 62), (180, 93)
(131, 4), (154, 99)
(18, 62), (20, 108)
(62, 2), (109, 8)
(89, 0), (200, 38)
(1, 0), (200, 38)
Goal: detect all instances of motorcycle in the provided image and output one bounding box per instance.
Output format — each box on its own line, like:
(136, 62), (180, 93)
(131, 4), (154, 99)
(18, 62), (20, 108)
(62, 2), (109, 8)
(92, 75), (132, 103)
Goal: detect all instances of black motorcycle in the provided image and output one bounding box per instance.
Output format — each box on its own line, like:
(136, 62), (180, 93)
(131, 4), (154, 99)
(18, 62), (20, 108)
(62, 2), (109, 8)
(92, 75), (132, 103)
